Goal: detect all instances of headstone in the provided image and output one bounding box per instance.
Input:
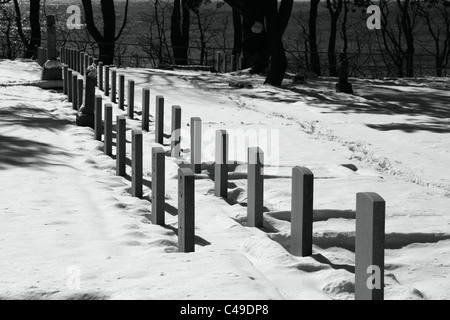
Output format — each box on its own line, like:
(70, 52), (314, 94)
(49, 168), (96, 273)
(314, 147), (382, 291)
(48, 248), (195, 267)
(77, 78), (84, 110)
(84, 53), (89, 75)
(132, 130), (143, 198)
(291, 166), (314, 257)
(76, 65), (96, 128)
(336, 53), (354, 94)
(216, 51), (222, 73)
(171, 105), (181, 158)
(127, 79), (135, 119)
(355, 192), (385, 300)
(98, 62), (104, 91)
(178, 168), (195, 253)
(67, 69), (73, 102)
(190, 117), (202, 174)
(222, 53), (227, 73)
(155, 95), (164, 145)
(231, 55), (236, 72)
(118, 74), (125, 110)
(80, 51), (85, 76)
(215, 130), (228, 198)
(41, 16), (62, 80)
(116, 115), (127, 177)
(142, 88), (150, 131)
(94, 95), (103, 141)
(152, 147), (165, 226)
(63, 65), (68, 95)
(104, 66), (110, 96)
(247, 147), (264, 228)
(111, 70), (117, 104)
(72, 74), (78, 111)
(104, 104), (113, 156)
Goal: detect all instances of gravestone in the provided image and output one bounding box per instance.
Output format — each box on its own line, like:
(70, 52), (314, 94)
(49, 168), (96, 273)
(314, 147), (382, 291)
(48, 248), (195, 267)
(118, 74), (125, 110)
(94, 95), (103, 141)
(152, 147), (165, 226)
(72, 74), (78, 111)
(190, 117), (202, 174)
(63, 65), (68, 95)
(80, 51), (85, 76)
(127, 79), (135, 119)
(67, 69), (73, 102)
(247, 147), (264, 228)
(104, 104), (113, 156)
(41, 16), (62, 80)
(98, 62), (104, 91)
(155, 96), (164, 145)
(178, 168), (195, 253)
(142, 88), (150, 131)
(76, 65), (96, 128)
(216, 52), (222, 73)
(171, 105), (181, 158)
(215, 130), (228, 198)
(291, 166), (314, 257)
(335, 53), (354, 94)
(111, 70), (117, 104)
(116, 115), (127, 177)
(355, 192), (385, 300)
(132, 130), (143, 198)
(77, 78), (84, 110)
(84, 53), (89, 75)
(104, 65), (110, 96)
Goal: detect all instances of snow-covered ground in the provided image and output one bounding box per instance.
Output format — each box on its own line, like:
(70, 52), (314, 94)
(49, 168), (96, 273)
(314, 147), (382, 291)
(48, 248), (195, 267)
(0, 59), (449, 300)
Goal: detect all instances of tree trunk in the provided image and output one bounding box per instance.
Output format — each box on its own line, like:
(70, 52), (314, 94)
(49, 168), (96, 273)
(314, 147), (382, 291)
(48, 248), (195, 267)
(28, 0), (41, 59)
(171, 0), (190, 65)
(232, 7), (243, 57)
(309, 0), (321, 75)
(328, 15), (338, 76)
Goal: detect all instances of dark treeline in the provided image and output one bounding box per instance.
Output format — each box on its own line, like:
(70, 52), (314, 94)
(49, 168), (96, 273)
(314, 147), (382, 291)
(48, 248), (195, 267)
(1, 0), (449, 81)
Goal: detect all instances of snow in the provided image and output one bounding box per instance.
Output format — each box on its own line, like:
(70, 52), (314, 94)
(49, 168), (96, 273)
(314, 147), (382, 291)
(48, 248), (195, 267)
(0, 59), (449, 300)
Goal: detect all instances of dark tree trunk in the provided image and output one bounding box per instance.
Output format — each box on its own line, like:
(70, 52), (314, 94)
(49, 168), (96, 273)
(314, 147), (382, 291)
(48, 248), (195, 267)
(28, 0), (41, 59)
(82, 0), (129, 65)
(327, 0), (342, 77)
(171, 0), (190, 65)
(242, 0), (269, 74)
(309, 0), (321, 75)
(263, 0), (292, 86)
(232, 7), (243, 57)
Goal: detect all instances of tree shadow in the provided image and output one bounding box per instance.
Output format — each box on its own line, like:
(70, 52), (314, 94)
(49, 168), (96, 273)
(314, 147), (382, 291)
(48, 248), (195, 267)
(0, 134), (71, 170)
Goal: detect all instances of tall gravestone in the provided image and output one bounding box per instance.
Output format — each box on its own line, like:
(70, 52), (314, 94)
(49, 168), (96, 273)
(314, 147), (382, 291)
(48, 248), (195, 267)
(171, 105), (182, 158)
(291, 166), (314, 257)
(190, 117), (202, 174)
(178, 168), (195, 253)
(76, 64), (96, 128)
(41, 16), (62, 80)
(355, 192), (385, 300)
(215, 130), (228, 198)
(335, 53), (354, 94)
(247, 147), (264, 228)
(152, 147), (165, 226)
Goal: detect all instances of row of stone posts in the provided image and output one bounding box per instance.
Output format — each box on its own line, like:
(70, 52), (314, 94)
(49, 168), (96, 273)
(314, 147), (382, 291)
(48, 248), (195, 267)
(58, 41), (383, 300)
(214, 51), (244, 73)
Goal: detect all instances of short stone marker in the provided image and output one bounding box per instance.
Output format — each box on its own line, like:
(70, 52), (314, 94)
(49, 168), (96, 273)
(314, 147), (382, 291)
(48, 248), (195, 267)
(355, 192), (385, 301)
(215, 51), (222, 72)
(104, 104), (113, 157)
(171, 105), (181, 158)
(231, 55), (236, 72)
(80, 51), (85, 76)
(215, 130), (228, 198)
(142, 88), (150, 131)
(118, 74), (125, 110)
(155, 95), (164, 145)
(94, 95), (103, 141)
(127, 79), (135, 119)
(84, 53), (89, 74)
(67, 69), (73, 102)
(72, 74), (78, 110)
(63, 65), (68, 95)
(152, 147), (165, 226)
(98, 62), (104, 91)
(178, 168), (195, 253)
(247, 147), (264, 228)
(222, 53), (227, 73)
(116, 115), (127, 177)
(77, 78), (84, 110)
(111, 70), (117, 104)
(132, 130), (143, 198)
(190, 117), (202, 174)
(291, 166), (314, 257)
(104, 65), (110, 96)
